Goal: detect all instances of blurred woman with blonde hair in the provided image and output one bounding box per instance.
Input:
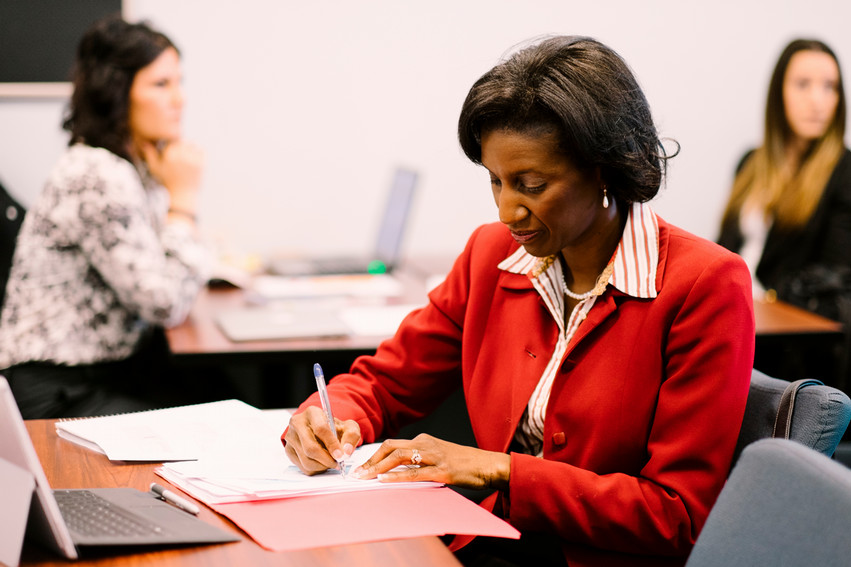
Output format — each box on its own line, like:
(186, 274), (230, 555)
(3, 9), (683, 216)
(719, 38), (851, 385)
(719, 38), (850, 307)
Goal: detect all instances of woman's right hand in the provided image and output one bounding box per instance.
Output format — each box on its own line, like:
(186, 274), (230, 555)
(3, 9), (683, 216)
(283, 406), (362, 475)
(140, 140), (204, 213)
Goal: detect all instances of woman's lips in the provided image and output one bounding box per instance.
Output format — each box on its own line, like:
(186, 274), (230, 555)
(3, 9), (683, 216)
(510, 230), (541, 244)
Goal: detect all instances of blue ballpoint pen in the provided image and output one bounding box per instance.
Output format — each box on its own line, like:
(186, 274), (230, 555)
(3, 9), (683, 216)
(313, 363), (346, 476)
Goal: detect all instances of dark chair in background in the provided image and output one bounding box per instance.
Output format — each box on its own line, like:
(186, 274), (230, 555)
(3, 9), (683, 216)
(0, 179), (25, 309)
(733, 368), (851, 468)
(688, 369), (851, 565)
(685, 438), (851, 567)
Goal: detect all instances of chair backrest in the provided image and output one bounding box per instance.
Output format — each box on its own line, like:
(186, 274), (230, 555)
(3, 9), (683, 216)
(0, 180), (25, 309)
(686, 438), (851, 567)
(732, 368), (851, 467)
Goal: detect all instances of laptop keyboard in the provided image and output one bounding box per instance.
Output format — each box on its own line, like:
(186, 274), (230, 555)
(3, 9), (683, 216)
(54, 490), (166, 538)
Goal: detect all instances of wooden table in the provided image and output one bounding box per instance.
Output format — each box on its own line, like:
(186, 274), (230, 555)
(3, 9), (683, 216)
(752, 299), (845, 389)
(165, 284), (848, 403)
(168, 289), (844, 356)
(19, 420), (461, 567)
(165, 269), (439, 407)
(753, 299), (843, 336)
(167, 285), (391, 359)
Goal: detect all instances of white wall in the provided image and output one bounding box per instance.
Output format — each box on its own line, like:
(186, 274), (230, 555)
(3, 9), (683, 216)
(1, 0), (849, 263)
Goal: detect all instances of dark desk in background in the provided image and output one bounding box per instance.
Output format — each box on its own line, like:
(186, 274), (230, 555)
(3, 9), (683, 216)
(752, 299), (843, 336)
(166, 268), (434, 407)
(164, 284), (846, 451)
(752, 299), (845, 390)
(19, 419), (461, 567)
(170, 290), (844, 354)
(165, 283), (847, 405)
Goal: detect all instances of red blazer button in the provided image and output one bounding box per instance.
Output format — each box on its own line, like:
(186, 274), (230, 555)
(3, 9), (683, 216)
(552, 432), (566, 445)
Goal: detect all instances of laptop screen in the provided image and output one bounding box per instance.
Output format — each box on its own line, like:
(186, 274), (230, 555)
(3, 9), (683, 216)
(373, 168), (418, 267)
(0, 377), (78, 559)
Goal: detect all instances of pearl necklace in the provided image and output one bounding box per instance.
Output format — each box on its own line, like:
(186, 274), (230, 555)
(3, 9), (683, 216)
(561, 279), (595, 301)
(561, 263), (614, 301)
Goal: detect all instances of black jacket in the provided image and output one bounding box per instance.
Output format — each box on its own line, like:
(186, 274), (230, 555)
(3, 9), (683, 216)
(718, 148), (851, 313)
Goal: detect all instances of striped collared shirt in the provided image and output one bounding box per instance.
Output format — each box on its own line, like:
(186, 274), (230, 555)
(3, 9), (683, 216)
(497, 202), (659, 456)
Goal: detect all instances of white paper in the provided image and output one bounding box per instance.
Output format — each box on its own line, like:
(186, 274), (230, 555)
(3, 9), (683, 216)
(156, 443), (441, 505)
(249, 274), (403, 299)
(337, 303), (423, 336)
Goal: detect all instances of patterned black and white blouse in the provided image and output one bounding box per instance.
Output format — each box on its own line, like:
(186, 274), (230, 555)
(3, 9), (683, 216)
(0, 144), (212, 368)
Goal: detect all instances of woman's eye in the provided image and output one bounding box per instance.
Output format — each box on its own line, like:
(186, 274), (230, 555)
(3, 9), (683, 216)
(521, 183), (546, 193)
(489, 177), (501, 187)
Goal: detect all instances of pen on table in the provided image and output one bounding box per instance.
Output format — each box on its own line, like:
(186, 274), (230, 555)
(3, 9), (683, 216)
(150, 482), (200, 515)
(313, 362), (346, 476)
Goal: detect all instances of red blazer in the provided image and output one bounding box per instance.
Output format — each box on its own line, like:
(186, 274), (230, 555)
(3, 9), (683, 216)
(289, 218), (754, 566)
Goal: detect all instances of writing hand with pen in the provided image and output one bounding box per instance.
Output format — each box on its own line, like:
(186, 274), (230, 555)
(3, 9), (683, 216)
(283, 364), (359, 476)
(283, 364), (511, 491)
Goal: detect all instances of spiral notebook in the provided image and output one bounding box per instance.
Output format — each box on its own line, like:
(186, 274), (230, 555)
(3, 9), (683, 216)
(54, 398), (268, 461)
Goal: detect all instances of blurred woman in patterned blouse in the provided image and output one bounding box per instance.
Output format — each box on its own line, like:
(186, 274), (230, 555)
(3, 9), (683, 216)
(0, 15), (214, 418)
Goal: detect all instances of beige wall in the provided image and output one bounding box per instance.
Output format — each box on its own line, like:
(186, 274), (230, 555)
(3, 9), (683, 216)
(1, 0), (849, 262)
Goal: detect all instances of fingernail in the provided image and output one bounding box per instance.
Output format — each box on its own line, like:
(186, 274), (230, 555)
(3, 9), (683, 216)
(343, 443), (354, 456)
(332, 449), (344, 460)
(377, 473), (388, 482)
(352, 467), (366, 479)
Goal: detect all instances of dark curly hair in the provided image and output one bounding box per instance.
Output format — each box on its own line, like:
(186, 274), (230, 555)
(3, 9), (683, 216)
(62, 14), (177, 162)
(458, 36), (675, 204)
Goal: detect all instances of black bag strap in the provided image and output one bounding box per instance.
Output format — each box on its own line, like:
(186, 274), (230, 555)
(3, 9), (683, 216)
(773, 379), (824, 439)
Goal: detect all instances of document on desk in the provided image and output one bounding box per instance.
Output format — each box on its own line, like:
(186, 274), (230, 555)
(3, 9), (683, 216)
(337, 302), (424, 336)
(155, 442), (520, 552)
(55, 400), (290, 462)
(155, 442), (442, 505)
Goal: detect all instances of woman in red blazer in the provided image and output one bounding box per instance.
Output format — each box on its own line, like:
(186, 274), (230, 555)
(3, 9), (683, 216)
(284, 36), (754, 567)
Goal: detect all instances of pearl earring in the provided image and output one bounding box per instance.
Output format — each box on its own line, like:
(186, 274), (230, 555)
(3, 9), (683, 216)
(602, 186), (609, 209)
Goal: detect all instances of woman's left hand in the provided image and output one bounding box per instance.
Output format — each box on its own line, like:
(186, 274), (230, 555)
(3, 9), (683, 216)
(353, 433), (511, 491)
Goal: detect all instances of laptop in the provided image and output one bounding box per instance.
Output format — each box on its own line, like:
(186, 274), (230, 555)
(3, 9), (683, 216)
(269, 167), (418, 276)
(0, 377), (239, 561)
(215, 305), (351, 342)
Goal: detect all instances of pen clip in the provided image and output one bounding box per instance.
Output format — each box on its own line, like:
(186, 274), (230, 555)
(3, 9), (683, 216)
(150, 482), (200, 515)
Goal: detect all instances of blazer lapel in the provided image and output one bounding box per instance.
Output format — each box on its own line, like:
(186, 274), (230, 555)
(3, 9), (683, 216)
(563, 292), (620, 359)
(473, 269), (551, 451)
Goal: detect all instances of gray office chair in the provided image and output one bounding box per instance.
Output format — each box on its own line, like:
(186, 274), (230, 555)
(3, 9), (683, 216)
(685, 438), (851, 567)
(731, 368), (851, 468)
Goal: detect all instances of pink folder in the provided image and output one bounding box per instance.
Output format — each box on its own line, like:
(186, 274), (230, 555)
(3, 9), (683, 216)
(211, 486), (519, 552)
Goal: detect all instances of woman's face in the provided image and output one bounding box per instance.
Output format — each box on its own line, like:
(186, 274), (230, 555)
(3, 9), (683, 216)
(783, 50), (840, 143)
(480, 128), (609, 259)
(128, 47), (184, 145)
